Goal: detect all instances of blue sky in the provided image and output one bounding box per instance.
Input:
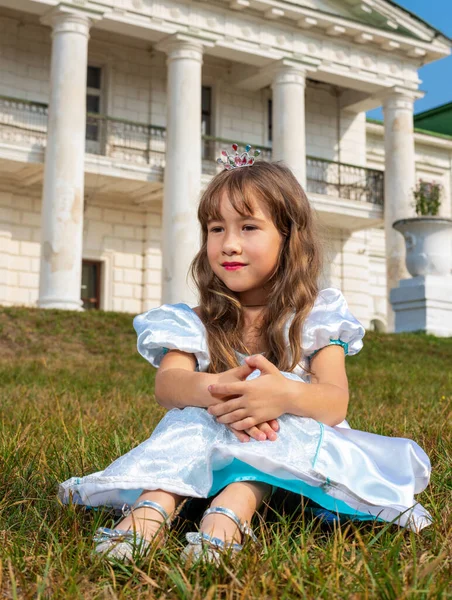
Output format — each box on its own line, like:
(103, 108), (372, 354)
(366, 0), (452, 120)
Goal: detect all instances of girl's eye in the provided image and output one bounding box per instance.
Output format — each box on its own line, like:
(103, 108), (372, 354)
(209, 227), (223, 233)
(243, 225), (258, 231)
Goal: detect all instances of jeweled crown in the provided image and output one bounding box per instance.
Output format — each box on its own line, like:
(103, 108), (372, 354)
(217, 143), (261, 170)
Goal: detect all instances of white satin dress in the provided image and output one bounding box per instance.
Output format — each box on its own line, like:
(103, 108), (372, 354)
(59, 288), (432, 532)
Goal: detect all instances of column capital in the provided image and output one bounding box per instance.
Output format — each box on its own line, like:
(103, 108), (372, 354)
(272, 66), (307, 88)
(382, 86), (424, 111)
(41, 3), (104, 35)
(156, 33), (210, 62)
(270, 58), (316, 88)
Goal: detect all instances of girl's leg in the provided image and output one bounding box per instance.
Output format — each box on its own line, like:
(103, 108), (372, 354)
(201, 481), (271, 544)
(115, 489), (184, 544)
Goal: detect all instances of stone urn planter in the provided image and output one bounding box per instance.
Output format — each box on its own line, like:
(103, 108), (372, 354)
(392, 217), (452, 277)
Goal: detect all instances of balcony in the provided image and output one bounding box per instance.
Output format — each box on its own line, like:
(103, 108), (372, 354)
(0, 95), (384, 209)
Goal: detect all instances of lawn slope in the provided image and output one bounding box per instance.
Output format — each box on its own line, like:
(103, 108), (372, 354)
(1, 307), (451, 599)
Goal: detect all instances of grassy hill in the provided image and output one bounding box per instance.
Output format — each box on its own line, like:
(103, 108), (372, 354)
(1, 307), (451, 598)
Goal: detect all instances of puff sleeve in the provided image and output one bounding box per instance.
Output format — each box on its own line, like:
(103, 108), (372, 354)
(302, 288), (365, 359)
(133, 303), (210, 371)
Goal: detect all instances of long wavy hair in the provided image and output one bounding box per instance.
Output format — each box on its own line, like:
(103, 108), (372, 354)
(190, 161), (323, 374)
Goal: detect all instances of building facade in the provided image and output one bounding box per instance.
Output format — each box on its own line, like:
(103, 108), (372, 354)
(0, 0), (451, 331)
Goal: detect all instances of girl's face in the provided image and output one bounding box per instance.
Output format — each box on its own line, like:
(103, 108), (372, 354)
(206, 193), (284, 305)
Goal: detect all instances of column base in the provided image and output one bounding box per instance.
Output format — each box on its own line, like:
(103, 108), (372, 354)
(38, 297), (84, 311)
(389, 275), (452, 337)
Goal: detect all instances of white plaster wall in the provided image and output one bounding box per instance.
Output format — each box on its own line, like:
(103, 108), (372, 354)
(321, 227), (372, 328)
(305, 85), (366, 166)
(0, 189), (41, 306)
(0, 13), (51, 103)
(142, 211), (163, 311)
(0, 187), (162, 312)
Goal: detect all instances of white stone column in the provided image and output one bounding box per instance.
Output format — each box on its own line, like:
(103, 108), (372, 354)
(38, 7), (99, 310)
(383, 88), (417, 331)
(161, 36), (203, 304)
(272, 65), (307, 187)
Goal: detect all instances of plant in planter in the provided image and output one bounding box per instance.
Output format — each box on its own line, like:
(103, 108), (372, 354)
(393, 178), (452, 278)
(412, 179), (442, 216)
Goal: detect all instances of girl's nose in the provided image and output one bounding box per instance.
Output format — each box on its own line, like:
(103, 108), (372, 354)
(222, 233), (242, 255)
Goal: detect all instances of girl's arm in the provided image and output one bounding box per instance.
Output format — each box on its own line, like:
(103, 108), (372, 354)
(155, 350), (265, 410)
(154, 350), (279, 442)
(207, 347), (349, 428)
(285, 346), (349, 425)
(154, 350), (227, 409)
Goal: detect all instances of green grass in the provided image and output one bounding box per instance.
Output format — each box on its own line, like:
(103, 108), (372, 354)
(0, 307), (451, 599)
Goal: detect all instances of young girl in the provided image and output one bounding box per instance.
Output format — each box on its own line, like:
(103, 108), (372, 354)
(59, 152), (432, 564)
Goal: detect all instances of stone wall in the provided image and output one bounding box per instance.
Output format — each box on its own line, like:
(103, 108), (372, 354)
(0, 189), (41, 307)
(0, 12), (51, 104)
(0, 186), (162, 312)
(321, 228), (373, 328)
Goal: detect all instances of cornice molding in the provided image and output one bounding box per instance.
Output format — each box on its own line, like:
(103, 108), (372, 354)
(366, 121), (452, 151)
(40, 2), (106, 31)
(98, 0), (450, 65)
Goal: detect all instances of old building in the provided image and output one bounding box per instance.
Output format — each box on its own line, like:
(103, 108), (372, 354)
(0, 0), (451, 331)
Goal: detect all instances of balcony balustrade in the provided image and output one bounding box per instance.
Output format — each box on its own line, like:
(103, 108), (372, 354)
(0, 95), (384, 206)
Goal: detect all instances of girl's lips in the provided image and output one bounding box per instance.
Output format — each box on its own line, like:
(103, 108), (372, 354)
(222, 263), (246, 271)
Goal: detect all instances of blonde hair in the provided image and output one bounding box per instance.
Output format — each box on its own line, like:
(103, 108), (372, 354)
(190, 161), (323, 374)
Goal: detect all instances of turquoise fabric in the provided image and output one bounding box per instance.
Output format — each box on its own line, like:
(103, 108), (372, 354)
(309, 338), (349, 360)
(209, 458), (381, 522)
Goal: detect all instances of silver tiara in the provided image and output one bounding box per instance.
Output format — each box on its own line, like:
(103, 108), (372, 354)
(217, 143), (261, 170)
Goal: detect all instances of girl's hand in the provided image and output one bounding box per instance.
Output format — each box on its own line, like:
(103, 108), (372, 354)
(208, 355), (291, 430)
(209, 361), (280, 441)
(227, 419), (280, 443)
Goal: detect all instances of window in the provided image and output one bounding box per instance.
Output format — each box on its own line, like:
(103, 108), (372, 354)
(201, 86), (212, 136)
(202, 86), (212, 160)
(81, 260), (102, 310)
(268, 98), (273, 143)
(86, 66), (102, 143)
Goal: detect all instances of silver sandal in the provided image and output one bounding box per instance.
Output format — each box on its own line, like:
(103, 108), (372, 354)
(180, 506), (259, 565)
(93, 500), (171, 563)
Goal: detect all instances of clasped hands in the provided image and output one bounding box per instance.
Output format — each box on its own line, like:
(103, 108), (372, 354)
(207, 354), (289, 443)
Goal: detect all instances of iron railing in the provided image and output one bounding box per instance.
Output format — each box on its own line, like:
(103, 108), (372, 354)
(306, 156), (384, 205)
(85, 113), (166, 167)
(0, 95), (384, 205)
(0, 96), (47, 148)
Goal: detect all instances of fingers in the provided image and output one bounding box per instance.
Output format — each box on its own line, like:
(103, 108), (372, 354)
(268, 419), (279, 432)
(256, 422), (277, 441)
(233, 363), (255, 380)
(215, 409), (247, 425)
(226, 416), (257, 431)
(208, 398), (242, 417)
(208, 382), (245, 397)
(227, 425), (250, 443)
(244, 426), (267, 442)
(244, 354), (278, 374)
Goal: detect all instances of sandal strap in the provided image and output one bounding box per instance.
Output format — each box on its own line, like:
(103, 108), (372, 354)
(200, 506), (258, 543)
(94, 527), (145, 544)
(185, 531), (243, 552)
(121, 500), (171, 526)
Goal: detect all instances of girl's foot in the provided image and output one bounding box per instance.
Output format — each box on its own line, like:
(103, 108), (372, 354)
(180, 506), (258, 565)
(114, 504), (167, 545)
(94, 490), (182, 563)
